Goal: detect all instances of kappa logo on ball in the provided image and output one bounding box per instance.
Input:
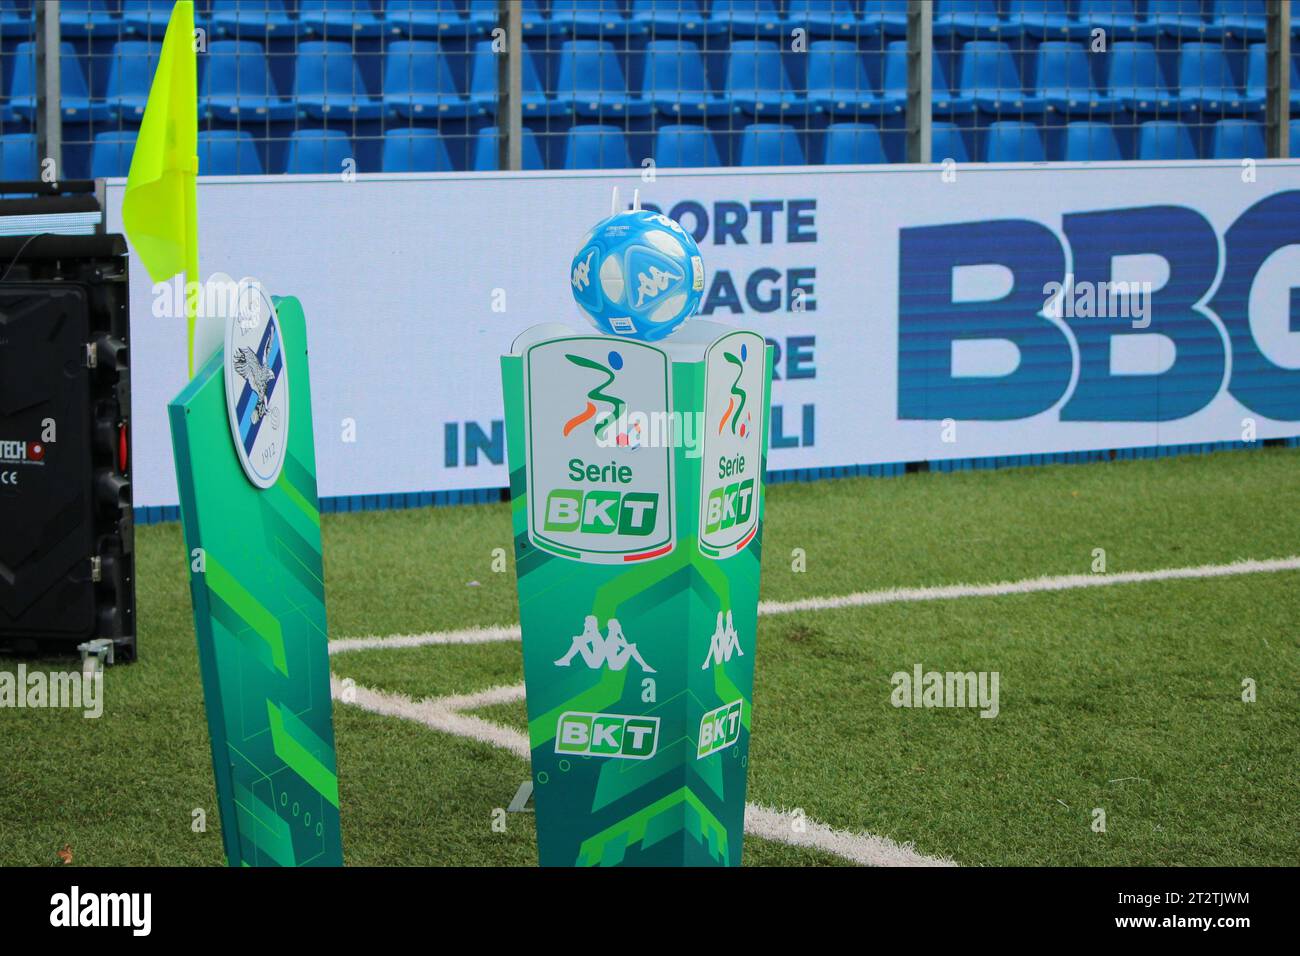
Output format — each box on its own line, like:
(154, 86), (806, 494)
(556, 711), (660, 760)
(571, 249), (595, 292)
(224, 284), (289, 489)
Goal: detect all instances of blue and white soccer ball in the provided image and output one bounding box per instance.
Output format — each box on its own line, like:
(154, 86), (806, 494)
(569, 210), (705, 342)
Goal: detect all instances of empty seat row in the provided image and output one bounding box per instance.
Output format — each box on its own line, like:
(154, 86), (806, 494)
(976, 116), (1274, 159)
(4, 36), (1287, 127)
(30, 113), (1279, 181)
(2, 3), (1290, 42)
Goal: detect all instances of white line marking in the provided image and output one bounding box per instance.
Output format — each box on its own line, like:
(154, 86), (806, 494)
(331, 676), (530, 759)
(331, 677), (953, 867)
(328, 556), (1300, 653)
(743, 804), (955, 868)
(757, 556), (1300, 616)
(329, 624), (521, 655)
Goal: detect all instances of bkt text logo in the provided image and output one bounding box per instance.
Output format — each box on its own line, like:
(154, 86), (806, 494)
(698, 699), (743, 759)
(556, 711), (660, 760)
(899, 193), (1300, 422)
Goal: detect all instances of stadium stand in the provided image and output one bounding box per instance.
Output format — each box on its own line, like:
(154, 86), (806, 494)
(0, 1), (1293, 175)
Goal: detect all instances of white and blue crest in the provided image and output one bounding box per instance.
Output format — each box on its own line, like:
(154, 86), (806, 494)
(224, 283), (290, 489)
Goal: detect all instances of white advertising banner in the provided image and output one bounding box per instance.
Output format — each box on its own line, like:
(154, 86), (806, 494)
(105, 161), (1300, 510)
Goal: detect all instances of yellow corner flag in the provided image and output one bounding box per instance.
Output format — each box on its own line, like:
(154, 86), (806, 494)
(121, 0), (200, 376)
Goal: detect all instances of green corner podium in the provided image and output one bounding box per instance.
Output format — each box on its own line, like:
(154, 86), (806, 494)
(502, 321), (772, 866)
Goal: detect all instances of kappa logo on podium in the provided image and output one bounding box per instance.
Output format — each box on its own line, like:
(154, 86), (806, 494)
(524, 337), (675, 563)
(554, 615), (656, 673)
(699, 331), (765, 559)
(701, 611), (743, 670)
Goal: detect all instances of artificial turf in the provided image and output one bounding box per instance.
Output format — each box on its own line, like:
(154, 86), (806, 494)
(2, 447), (1296, 866)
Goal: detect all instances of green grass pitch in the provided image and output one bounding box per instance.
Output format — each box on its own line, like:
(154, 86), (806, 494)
(2, 447), (1297, 866)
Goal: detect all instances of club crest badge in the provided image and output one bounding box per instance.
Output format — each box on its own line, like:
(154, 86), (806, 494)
(224, 282), (289, 489)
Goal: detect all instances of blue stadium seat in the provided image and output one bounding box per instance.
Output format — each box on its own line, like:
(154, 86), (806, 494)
(1062, 121), (1123, 160)
(639, 40), (730, 118)
(548, 0), (643, 38)
(199, 129), (264, 174)
(1244, 44), (1300, 113)
(384, 0), (475, 38)
(822, 122), (887, 164)
(563, 124), (632, 169)
(556, 40), (650, 118)
(8, 41), (109, 123)
(468, 0), (547, 36)
(738, 123), (805, 165)
(472, 126), (545, 170)
(654, 123), (721, 168)
(959, 40), (1046, 114)
(726, 40), (799, 115)
(284, 128), (355, 173)
(382, 41), (474, 119)
(743, 124), (800, 167)
(206, 1), (296, 38)
(934, 1), (1003, 40)
(0, 1), (33, 36)
(60, 0), (120, 38)
(1136, 120), (1198, 159)
(382, 127), (455, 172)
(1072, 0), (1157, 41)
(0, 52), (12, 123)
(808, 41), (882, 116)
(104, 41), (160, 122)
(293, 41), (383, 120)
(1035, 41), (1118, 116)
(1292, 118), (1300, 157)
(883, 42), (975, 116)
(931, 121), (971, 162)
(709, 0), (783, 38)
(202, 40), (296, 121)
(123, 0), (194, 37)
(631, 0), (722, 37)
(298, 0), (383, 39)
(784, 0), (865, 39)
(1108, 41), (1174, 113)
(863, 0), (911, 38)
(1144, 0), (1209, 40)
(1205, 0), (1267, 41)
(984, 120), (1046, 161)
(1210, 119), (1265, 158)
(0, 133), (38, 179)
(1001, 0), (1073, 39)
(468, 40), (560, 117)
(1177, 43), (1245, 114)
(90, 130), (137, 178)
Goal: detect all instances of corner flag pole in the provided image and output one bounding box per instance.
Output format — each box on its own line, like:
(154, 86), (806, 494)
(120, 0), (200, 377)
